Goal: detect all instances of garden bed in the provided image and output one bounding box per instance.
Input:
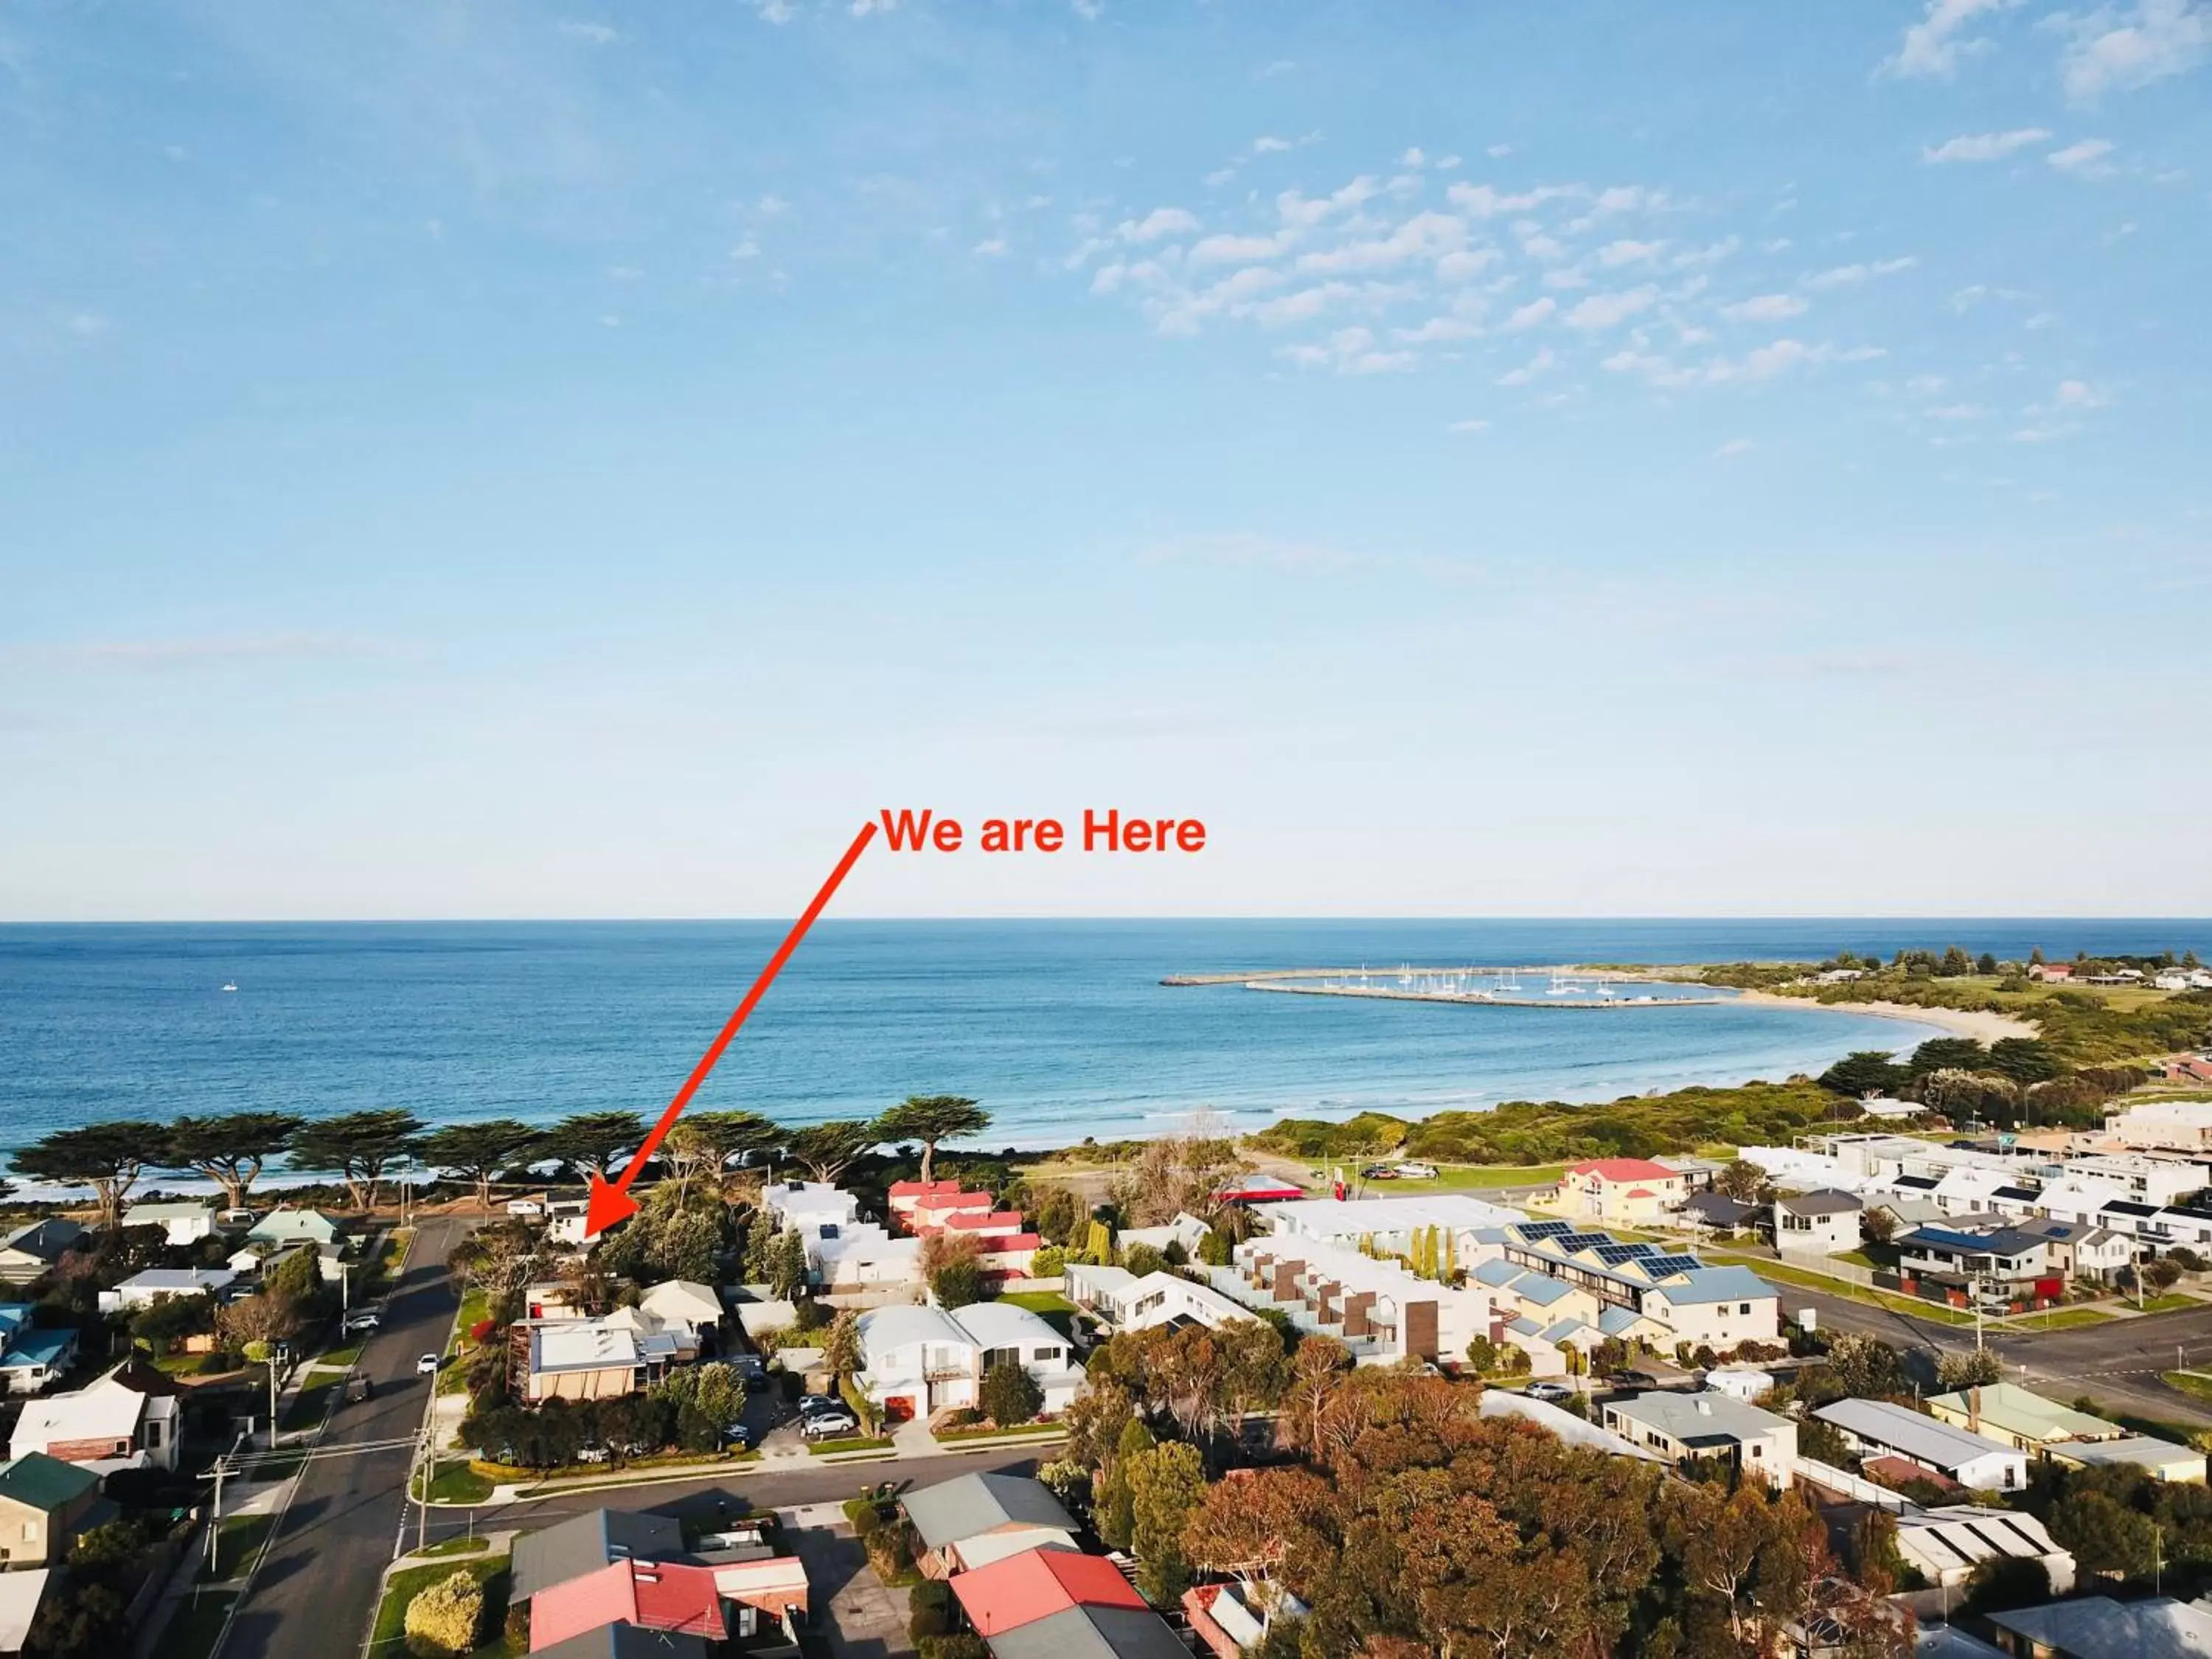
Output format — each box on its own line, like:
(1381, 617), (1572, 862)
(806, 1434), (895, 1456)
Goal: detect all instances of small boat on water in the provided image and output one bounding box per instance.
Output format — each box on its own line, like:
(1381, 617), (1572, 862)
(221, 982), (238, 992)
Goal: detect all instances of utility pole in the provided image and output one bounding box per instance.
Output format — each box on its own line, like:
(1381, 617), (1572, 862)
(206, 1458), (226, 1574)
(415, 1422), (430, 1555)
(268, 1357), (280, 1448)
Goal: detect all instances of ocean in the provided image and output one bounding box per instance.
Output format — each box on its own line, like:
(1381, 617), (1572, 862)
(2, 919), (2208, 1161)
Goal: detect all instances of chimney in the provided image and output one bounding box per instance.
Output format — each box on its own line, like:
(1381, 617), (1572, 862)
(1696, 1397), (1712, 1416)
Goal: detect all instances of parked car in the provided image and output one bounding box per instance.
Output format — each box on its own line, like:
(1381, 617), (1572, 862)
(1360, 1165), (1399, 1180)
(1607, 1370), (1659, 1391)
(342, 1309), (381, 1334)
(1394, 1162), (1439, 1179)
(577, 1442), (611, 1464)
(506, 1198), (546, 1217)
(799, 1407), (860, 1439)
(721, 1422), (753, 1449)
(416, 1352), (440, 1376)
(731, 1354), (768, 1390)
(343, 1371), (373, 1404)
(797, 1393), (838, 1417)
(1524, 1382), (1576, 1404)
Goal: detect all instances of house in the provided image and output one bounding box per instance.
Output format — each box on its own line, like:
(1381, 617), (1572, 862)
(860, 1302), (1084, 1422)
(0, 1454), (104, 1568)
(532, 1629), (709, 1659)
(1706, 1366), (1778, 1402)
(636, 1281), (724, 1350)
(246, 1208), (351, 1251)
(1599, 1391), (1797, 1489)
(546, 1200), (591, 1248)
(1680, 1192), (1764, 1236)
(810, 1225), (922, 1289)
(511, 1509), (687, 1604)
(2158, 1055), (2212, 1089)
(97, 1267), (238, 1313)
(10, 1363), (182, 1472)
(1227, 1237), (1506, 1368)
(2027, 961), (2073, 981)
(2109, 1094), (2212, 1149)
(1985, 1596), (2212, 1659)
(1812, 1399), (2028, 1492)
(2046, 1436), (2205, 1482)
(2014, 1219), (2132, 1282)
(1889, 1507), (2075, 1593)
(1116, 1212), (1212, 1259)
(0, 1569), (55, 1656)
(520, 1321), (651, 1402)
(1773, 1191), (1864, 1256)
(983, 1603), (1194, 1659)
(1064, 1265), (1255, 1336)
(1895, 1225), (2061, 1303)
(1924, 1382), (2123, 1455)
(1183, 1581), (1310, 1659)
(123, 1200), (217, 1247)
(903, 1473), (1080, 1577)
(1250, 1194), (1526, 1274)
(526, 1558), (727, 1652)
(1635, 1267), (1782, 1350)
(949, 1543), (1150, 1637)
(0, 1221), (85, 1287)
(0, 1307), (77, 1396)
(1554, 1159), (1690, 1225)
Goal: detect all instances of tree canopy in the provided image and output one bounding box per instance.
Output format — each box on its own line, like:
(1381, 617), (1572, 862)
(418, 1120), (543, 1208)
(288, 1110), (424, 1211)
(872, 1095), (990, 1186)
(165, 1112), (303, 1210)
(14, 1121), (167, 1230)
(535, 1112), (647, 1181)
(785, 1119), (878, 1186)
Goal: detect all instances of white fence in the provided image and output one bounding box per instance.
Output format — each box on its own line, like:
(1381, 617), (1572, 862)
(1792, 1455), (1909, 1512)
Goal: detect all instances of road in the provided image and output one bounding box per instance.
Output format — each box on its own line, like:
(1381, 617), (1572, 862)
(1783, 1284), (2212, 1429)
(221, 1214), (467, 1659)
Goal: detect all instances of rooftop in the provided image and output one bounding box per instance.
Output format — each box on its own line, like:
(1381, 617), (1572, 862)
(1814, 1399), (2022, 1472)
(1606, 1389), (1790, 1445)
(901, 1472), (1076, 1551)
(1565, 1158), (1683, 1183)
(983, 1603), (1193, 1659)
(1986, 1596), (2212, 1659)
(510, 1508), (686, 1603)
(950, 1544), (1146, 1636)
(0, 1453), (100, 1512)
(1926, 1382), (2119, 1444)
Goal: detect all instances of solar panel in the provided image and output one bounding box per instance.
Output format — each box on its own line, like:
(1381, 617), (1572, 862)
(1518, 1220), (1573, 1239)
(1644, 1256), (1703, 1279)
(1559, 1232), (1612, 1251)
(1595, 1242), (1653, 1265)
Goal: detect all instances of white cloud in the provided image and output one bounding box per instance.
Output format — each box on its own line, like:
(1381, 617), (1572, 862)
(1448, 418), (1490, 434)
(1295, 211), (1465, 275)
(1496, 347), (1555, 386)
(1394, 313), (1483, 344)
(554, 20), (619, 44)
(1486, 143), (1514, 159)
(729, 238), (761, 260)
(1445, 181), (1579, 218)
(1253, 136), (1295, 155)
(1921, 128), (2052, 161)
(1120, 208), (1200, 243)
(1883, 0), (2015, 79)
(1543, 269), (1591, 290)
(2057, 0), (2211, 101)
(1714, 439), (1754, 459)
(1279, 324), (1417, 376)
(748, 0), (796, 20)
(1592, 185), (1656, 214)
(1720, 293), (1809, 321)
(1400, 147), (1427, 167)
(1804, 257), (1918, 288)
(1596, 238), (1663, 266)
(1927, 403), (1986, 419)
(849, 0), (898, 13)
(973, 236), (1008, 256)
(1562, 286), (1658, 330)
(2048, 136), (2118, 174)
(1189, 232), (1290, 265)
(1435, 248), (1500, 283)
(1248, 282), (1362, 327)
(1436, 155), (1463, 170)
(1071, 0), (1103, 17)
(1519, 233), (1565, 261)
(1504, 297), (1557, 330)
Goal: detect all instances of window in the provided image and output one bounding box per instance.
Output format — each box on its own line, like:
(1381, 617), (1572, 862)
(980, 1346), (1019, 1372)
(1739, 1304), (1750, 1315)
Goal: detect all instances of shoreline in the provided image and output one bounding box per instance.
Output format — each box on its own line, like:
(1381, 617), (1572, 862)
(1725, 987), (2037, 1045)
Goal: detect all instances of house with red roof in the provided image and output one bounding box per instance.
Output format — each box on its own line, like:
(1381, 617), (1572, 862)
(527, 1559), (727, 1652)
(947, 1544), (1189, 1658)
(1555, 1158), (1689, 1225)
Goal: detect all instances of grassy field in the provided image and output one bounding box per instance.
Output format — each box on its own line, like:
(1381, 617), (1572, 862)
(201, 1513), (276, 1582)
(419, 1460), (498, 1504)
(2022, 1307), (2115, 1330)
(2136, 1293), (2204, 1314)
(412, 1535), (492, 1559)
(806, 1434), (894, 1455)
(317, 1340), (365, 1368)
(1703, 1251), (1978, 1327)
(162, 1590), (237, 1659)
(1318, 1163), (1571, 1194)
(2163, 1371), (2212, 1405)
(367, 1559), (510, 1659)
(998, 1290), (1077, 1338)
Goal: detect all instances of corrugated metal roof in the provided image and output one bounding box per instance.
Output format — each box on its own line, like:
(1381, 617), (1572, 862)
(984, 1603), (1193, 1659)
(1815, 1399), (2021, 1472)
(950, 1545), (1145, 1635)
(902, 1473), (1077, 1552)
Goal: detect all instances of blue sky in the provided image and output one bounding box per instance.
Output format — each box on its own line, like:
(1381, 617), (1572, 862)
(2, 0), (2208, 920)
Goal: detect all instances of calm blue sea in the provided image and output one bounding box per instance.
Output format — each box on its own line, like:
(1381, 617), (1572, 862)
(2, 920), (2208, 1161)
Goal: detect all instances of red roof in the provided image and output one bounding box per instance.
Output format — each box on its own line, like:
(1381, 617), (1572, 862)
(528, 1560), (728, 1652)
(942, 1211), (1027, 1231)
(889, 1179), (966, 1198)
(950, 1545), (1146, 1636)
(913, 1190), (995, 1211)
(1566, 1158), (1680, 1183)
(976, 1234), (1043, 1254)
(1214, 1180), (1304, 1203)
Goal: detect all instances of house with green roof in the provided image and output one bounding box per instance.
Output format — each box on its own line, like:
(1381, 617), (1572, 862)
(0, 1453), (104, 1568)
(1925, 1381), (2125, 1454)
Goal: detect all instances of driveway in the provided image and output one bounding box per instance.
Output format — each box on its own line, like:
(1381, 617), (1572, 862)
(783, 1514), (914, 1659)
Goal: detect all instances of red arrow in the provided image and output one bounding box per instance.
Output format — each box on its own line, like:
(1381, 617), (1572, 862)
(584, 818), (879, 1239)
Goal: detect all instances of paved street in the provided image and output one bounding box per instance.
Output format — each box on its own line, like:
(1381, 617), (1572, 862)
(221, 1214), (467, 1659)
(1781, 1284), (2212, 1428)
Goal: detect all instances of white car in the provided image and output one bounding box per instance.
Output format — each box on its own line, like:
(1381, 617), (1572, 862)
(1394, 1162), (1439, 1179)
(342, 1309), (381, 1333)
(505, 1198), (546, 1217)
(416, 1353), (440, 1376)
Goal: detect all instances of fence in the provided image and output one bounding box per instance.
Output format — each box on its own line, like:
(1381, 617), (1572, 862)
(1791, 1455), (1908, 1512)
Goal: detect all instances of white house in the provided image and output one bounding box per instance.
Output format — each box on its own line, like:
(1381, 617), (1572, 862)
(1117, 1212), (1214, 1259)
(1065, 1265), (1255, 1335)
(10, 1366), (181, 1473)
(1251, 1194), (1525, 1276)
(1600, 1390), (1797, 1489)
(761, 1182), (863, 1235)
(1225, 1236), (1503, 1368)
(636, 1280), (724, 1347)
(1891, 1506), (2075, 1592)
(854, 1302), (1083, 1422)
(97, 1267), (237, 1313)
(546, 1199), (591, 1248)
(123, 1200), (217, 1247)
(1635, 1267), (1781, 1350)
(810, 1223), (923, 1289)
(1813, 1398), (2028, 1492)
(1773, 1191), (1863, 1256)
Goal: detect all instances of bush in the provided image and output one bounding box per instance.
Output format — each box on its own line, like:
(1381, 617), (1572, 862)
(866, 1526), (914, 1583)
(469, 1319), (495, 1344)
(1030, 1245), (1067, 1278)
(403, 1569), (484, 1658)
(1120, 1242), (1166, 1279)
(917, 1639), (989, 1659)
(981, 1361), (1043, 1427)
(931, 1258), (984, 1310)
(908, 1580), (952, 1641)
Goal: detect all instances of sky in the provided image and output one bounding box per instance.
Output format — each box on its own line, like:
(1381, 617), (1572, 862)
(1, 0), (2209, 921)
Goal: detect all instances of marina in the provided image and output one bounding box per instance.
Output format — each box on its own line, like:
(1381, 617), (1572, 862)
(1164, 964), (1724, 1008)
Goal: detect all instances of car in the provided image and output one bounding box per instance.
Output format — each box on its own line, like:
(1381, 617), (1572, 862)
(797, 1393), (838, 1416)
(1524, 1382), (1576, 1404)
(577, 1443), (611, 1464)
(720, 1422), (753, 1448)
(799, 1408), (860, 1439)
(1359, 1165), (1399, 1180)
(506, 1198), (546, 1217)
(342, 1309), (381, 1333)
(1394, 1162), (1439, 1179)
(416, 1353), (439, 1376)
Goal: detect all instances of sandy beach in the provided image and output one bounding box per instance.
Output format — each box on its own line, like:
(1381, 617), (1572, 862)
(1728, 987), (2037, 1046)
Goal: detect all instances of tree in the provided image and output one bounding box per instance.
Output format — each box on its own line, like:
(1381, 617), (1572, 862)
(165, 1113), (303, 1211)
(1818, 1052), (1906, 1099)
(1907, 1037), (1987, 1076)
(1977, 952), (2000, 975)
(663, 1110), (780, 1200)
(769, 1228), (809, 1301)
(785, 1120), (878, 1186)
(419, 1121), (542, 1211)
(1184, 1467), (1331, 1599)
(2145, 1255), (2185, 1291)
(290, 1110), (423, 1211)
(1127, 1439), (1205, 1604)
(1936, 1349), (2003, 1389)
(1197, 1227), (1234, 1267)
(1121, 1242), (1166, 1279)
(1464, 1334), (1500, 1374)
(821, 1310), (863, 1382)
(2051, 1489), (2158, 1580)
(922, 1232), (986, 1309)
(536, 1112), (647, 1183)
(14, 1122), (166, 1231)
(1986, 1038), (2062, 1085)
(1938, 945), (1973, 977)
(872, 1096), (991, 1186)
(981, 1360), (1043, 1426)
(1714, 1159), (1767, 1202)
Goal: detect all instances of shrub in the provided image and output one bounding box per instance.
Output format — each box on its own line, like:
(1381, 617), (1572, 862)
(1030, 1245), (1067, 1278)
(1197, 1228), (1234, 1267)
(1120, 1242), (1166, 1279)
(469, 1319), (495, 1344)
(865, 1525), (914, 1583)
(981, 1361), (1043, 1427)
(917, 1638), (989, 1659)
(908, 1579), (952, 1640)
(504, 1601), (529, 1653)
(403, 1569), (484, 1658)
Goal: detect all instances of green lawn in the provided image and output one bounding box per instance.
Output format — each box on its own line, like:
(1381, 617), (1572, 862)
(1000, 1290), (1075, 1314)
(161, 1590), (237, 1659)
(2023, 1307), (2115, 1330)
(281, 1376), (339, 1430)
(366, 1560), (509, 1658)
(2163, 1371), (2212, 1405)
(448, 1287), (489, 1357)
(806, 1434), (894, 1455)
(1358, 1164), (1571, 1192)
(418, 1460), (498, 1504)
(2137, 1293), (2203, 1314)
(412, 1535), (492, 1559)
(1703, 1251), (1978, 1327)
(317, 1340), (366, 1368)
(934, 1422), (1065, 1443)
(201, 1512), (276, 1582)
